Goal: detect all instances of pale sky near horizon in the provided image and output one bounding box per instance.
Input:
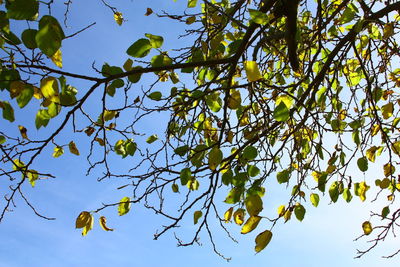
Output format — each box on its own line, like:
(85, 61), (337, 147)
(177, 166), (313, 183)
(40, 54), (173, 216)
(0, 0), (399, 266)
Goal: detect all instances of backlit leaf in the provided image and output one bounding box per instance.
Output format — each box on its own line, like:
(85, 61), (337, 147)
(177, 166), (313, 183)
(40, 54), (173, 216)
(145, 33), (164, 48)
(50, 49), (62, 68)
(233, 208), (245, 225)
(6, 0), (38, 20)
(273, 101), (290, 122)
(242, 146), (257, 161)
(224, 207), (233, 222)
(382, 102), (394, 119)
(244, 61), (262, 82)
(99, 216), (114, 231)
(383, 163), (395, 177)
(208, 147), (223, 170)
(118, 196), (131, 216)
(343, 188), (353, 203)
(127, 38), (152, 58)
(241, 215), (261, 234)
(357, 157), (368, 172)
(75, 211), (91, 229)
(52, 146), (64, 158)
(294, 204), (305, 222)
(329, 182), (339, 203)
(0, 101), (15, 122)
(255, 230), (272, 253)
(362, 221), (372, 235)
(114, 12), (123, 25)
(146, 134), (158, 144)
(245, 194), (263, 216)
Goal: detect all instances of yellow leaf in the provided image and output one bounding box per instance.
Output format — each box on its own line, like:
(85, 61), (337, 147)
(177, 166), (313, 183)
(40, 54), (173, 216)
(227, 89), (242, 110)
(277, 205), (285, 217)
(76, 211), (91, 228)
(224, 207), (233, 223)
(114, 12), (123, 25)
(18, 125), (28, 140)
(244, 61), (262, 82)
(355, 182), (370, 201)
(391, 141), (400, 156)
(99, 216), (114, 231)
(245, 194), (263, 216)
(283, 210), (291, 222)
(366, 146), (379, 162)
(384, 163), (395, 177)
(187, 179), (200, 190)
(68, 141), (80, 156)
(233, 208), (245, 225)
(362, 221), (372, 235)
(118, 196), (131, 216)
(52, 146), (64, 158)
(241, 215), (262, 234)
(326, 165), (336, 174)
(40, 77), (59, 103)
(371, 124), (380, 136)
(82, 214), (94, 236)
(275, 95), (293, 109)
(382, 102), (394, 119)
(33, 86), (42, 99)
(255, 230), (273, 253)
(50, 49), (62, 68)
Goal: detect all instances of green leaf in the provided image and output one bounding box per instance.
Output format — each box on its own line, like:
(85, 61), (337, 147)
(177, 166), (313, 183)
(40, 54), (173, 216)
(125, 141), (137, 156)
(357, 157), (368, 172)
(243, 146), (257, 161)
(0, 101), (15, 122)
(277, 169), (290, 184)
(180, 168), (191, 186)
(118, 196), (131, 216)
(148, 91), (162, 101)
(145, 33), (164, 48)
(381, 206), (390, 219)
(174, 145), (189, 157)
(273, 101), (290, 122)
(294, 204), (306, 221)
(193, 210), (202, 224)
(35, 109), (51, 129)
(245, 194), (263, 216)
(187, 0), (197, 8)
(224, 187), (242, 204)
(247, 165), (260, 177)
(146, 134), (158, 144)
(329, 182), (339, 203)
(126, 38), (152, 58)
(16, 85), (33, 108)
(255, 230), (273, 253)
(310, 193), (319, 207)
(248, 9), (268, 25)
(208, 147), (223, 170)
(0, 135), (6, 144)
(35, 16), (65, 57)
(21, 29), (38, 49)
(342, 188), (353, 203)
(6, 0), (38, 20)
(171, 183), (179, 193)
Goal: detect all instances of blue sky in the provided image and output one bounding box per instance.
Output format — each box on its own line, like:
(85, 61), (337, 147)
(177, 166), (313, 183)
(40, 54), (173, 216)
(1, 0), (399, 266)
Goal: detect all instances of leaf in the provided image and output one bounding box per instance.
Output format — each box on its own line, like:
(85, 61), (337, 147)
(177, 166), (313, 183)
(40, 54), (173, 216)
(82, 214), (94, 236)
(248, 9), (268, 25)
(0, 101), (15, 122)
(273, 101), (290, 122)
(362, 221), (372, 235)
(145, 8), (153, 16)
(102, 110), (117, 121)
(242, 146), (257, 160)
(35, 109), (51, 129)
(0, 135), (6, 144)
(277, 169), (290, 184)
(245, 194), (263, 216)
(208, 147), (223, 170)
(247, 165), (260, 177)
(342, 188), (353, 203)
(193, 210), (202, 224)
(50, 49), (62, 68)
(381, 206), (390, 219)
(75, 211), (91, 228)
(52, 146), (64, 158)
(233, 208), (245, 225)
(40, 77), (59, 102)
(255, 230), (273, 253)
(114, 12), (123, 25)
(174, 145), (189, 156)
(294, 204), (306, 222)
(21, 29), (38, 49)
(244, 61), (262, 82)
(145, 33), (164, 48)
(18, 125), (28, 139)
(68, 141), (80, 155)
(357, 157), (368, 172)
(227, 89), (242, 110)
(180, 168), (191, 186)
(382, 102), (394, 119)
(146, 134), (158, 144)
(126, 38), (152, 58)
(187, 0), (197, 8)
(366, 146), (379, 162)
(148, 91), (162, 101)
(118, 196), (131, 216)
(224, 207), (233, 222)
(171, 183), (179, 193)
(99, 216), (114, 231)
(6, 0), (38, 20)
(35, 15), (65, 57)
(16, 85), (34, 108)
(383, 163), (395, 177)
(241, 215), (261, 234)
(329, 182), (339, 203)
(27, 169), (38, 187)
(354, 182), (370, 201)
(187, 179), (199, 190)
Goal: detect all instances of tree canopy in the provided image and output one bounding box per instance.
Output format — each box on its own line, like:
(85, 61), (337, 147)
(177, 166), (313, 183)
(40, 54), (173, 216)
(1, 0), (400, 260)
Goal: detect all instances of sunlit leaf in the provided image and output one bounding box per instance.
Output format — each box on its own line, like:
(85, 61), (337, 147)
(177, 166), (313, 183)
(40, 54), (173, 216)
(244, 61), (262, 82)
(382, 102), (394, 119)
(68, 141), (80, 155)
(233, 208), (245, 225)
(294, 204), (305, 222)
(383, 163), (395, 177)
(224, 207), (233, 222)
(146, 134), (158, 144)
(329, 182), (339, 203)
(114, 12), (123, 25)
(273, 102), (290, 122)
(362, 221), (372, 235)
(342, 188), (353, 203)
(193, 210), (202, 224)
(248, 9), (268, 25)
(18, 125), (28, 139)
(50, 49), (62, 68)
(145, 33), (164, 48)
(52, 146), (64, 158)
(241, 215), (261, 234)
(118, 196), (131, 216)
(127, 38), (152, 58)
(245, 194), (263, 216)
(99, 216), (114, 231)
(208, 147), (223, 170)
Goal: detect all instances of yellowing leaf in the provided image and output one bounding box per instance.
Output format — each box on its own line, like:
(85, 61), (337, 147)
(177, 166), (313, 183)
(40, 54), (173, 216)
(241, 215), (262, 234)
(366, 146), (379, 162)
(277, 205), (285, 217)
(18, 125), (28, 140)
(283, 210), (291, 222)
(310, 193), (319, 207)
(118, 196), (131, 216)
(233, 208), (245, 225)
(99, 216), (114, 231)
(354, 182), (370, 201)
(193, 210), (202, 224)
(362, 221), (372, 235)
(76, 211), (91, 228)
(50, 49), (62, 68)
(255, 230), (272, 253)
(40, 77), (59, 103)
(383, 23), (394, 39)
(245, 194), (263, 216)
(114, 12), (123, 25)
(244, 61), (262, 82)
(208, 147), (223, 171)
(384, 163), (395, 177)
(382, 102), (394, 119)
(228, 89), (242, 110)
(224, 207), (233, 222)
(371, 124), (380, 136)
(82, 214), (94, 236)
(52, 146), (64, 158)
(68, 141), (80, 155)
(187, 179), (200, 190)
(391, 141), (400, 156)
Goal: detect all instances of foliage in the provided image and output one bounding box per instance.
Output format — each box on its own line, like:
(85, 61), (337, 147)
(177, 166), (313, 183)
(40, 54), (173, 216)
(1, 0), (400, 260)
